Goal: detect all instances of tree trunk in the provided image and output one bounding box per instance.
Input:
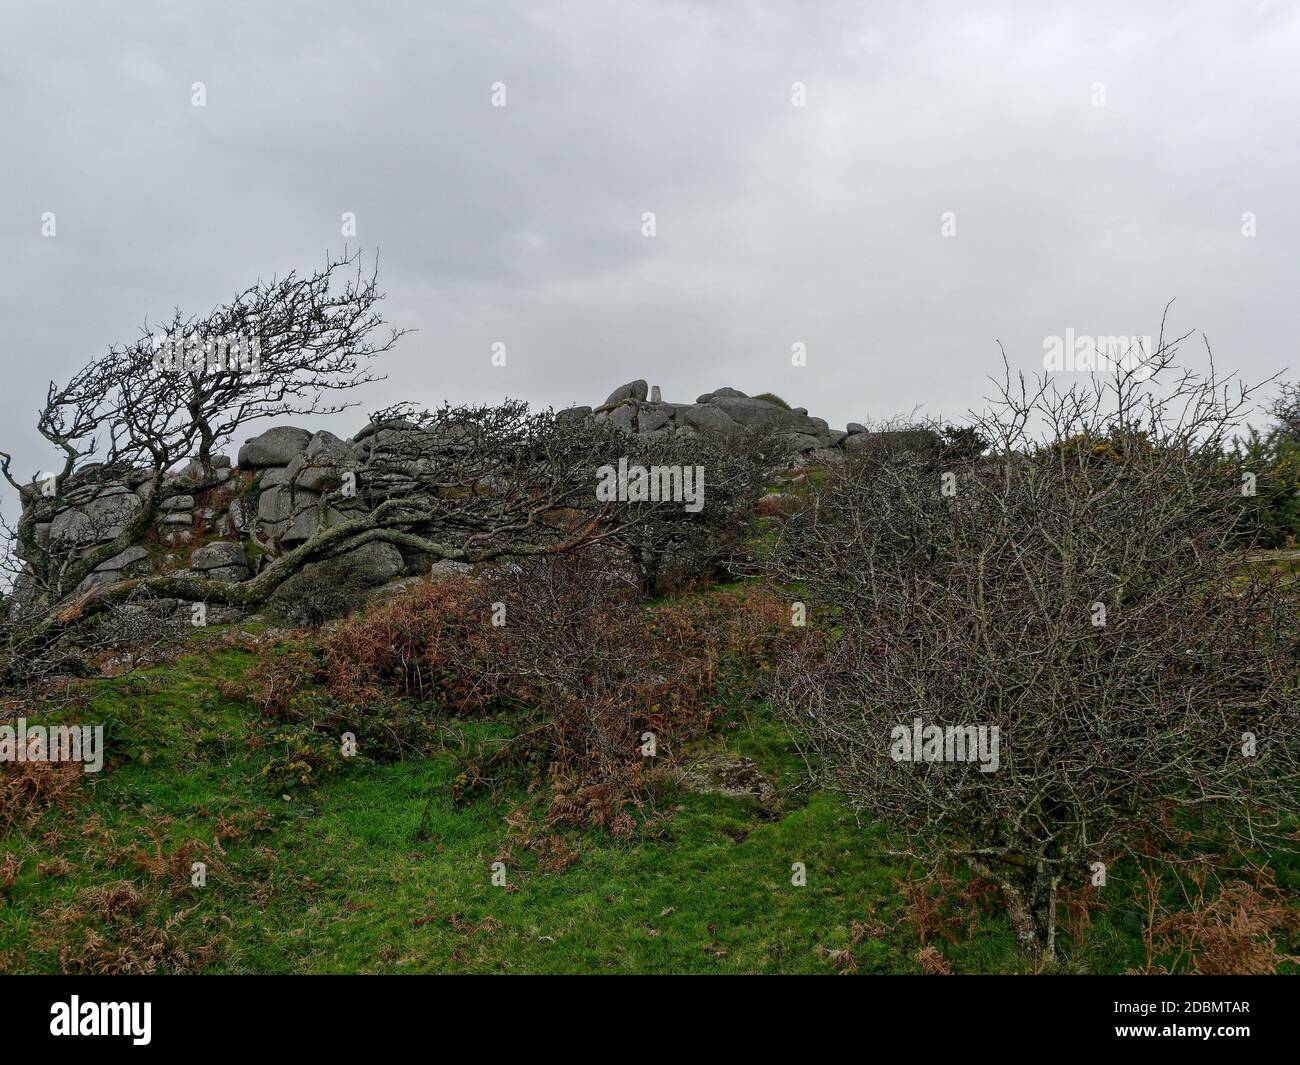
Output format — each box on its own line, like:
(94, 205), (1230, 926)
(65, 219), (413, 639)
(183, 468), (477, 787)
(969, 858), (1058, 967)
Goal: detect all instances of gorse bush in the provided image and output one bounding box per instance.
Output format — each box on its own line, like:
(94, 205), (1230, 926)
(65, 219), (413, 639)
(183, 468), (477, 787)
(1234, 426), (1300, 548)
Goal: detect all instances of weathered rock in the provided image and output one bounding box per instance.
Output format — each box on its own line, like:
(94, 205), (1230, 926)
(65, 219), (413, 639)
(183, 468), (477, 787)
(267, 542), (405, 614)
(191, 541), (247, 570)
(603, 380), (648, 407)
(305, 430), (347, 461)
(364, 575), (424, 601)
(71, 544), (152, 595)
(95, 545), (150, 572)
(187, 602), (246, 625)
(287, 452), (344, 493)
(637, 405), (674, 433)
(707, 396), (826, 435)
(608, 404), (636, 432)
(351, 417), (417, 443)
(48, 487), (143, 545)
(697, 387), (748, 403)
(781, 432), (825, 453)
(846, 422), (867, 435)
(555, 406), (591, 427)
(177, 456), (232, 482)
(256, 483), (315, 525)
(429, 559), (473, 579)
(160, 495), (195, 512)
(843, 429), (943, 458)
(237, 426), (311, 468)
(74, 569), (124, 596)
(280, 503), (351, 544)
(675, 754), (777, 808)
(204, 564), (252, 584)
(682, 404), (742, 434)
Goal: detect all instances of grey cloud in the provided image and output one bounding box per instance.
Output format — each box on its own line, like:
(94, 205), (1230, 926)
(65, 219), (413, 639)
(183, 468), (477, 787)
(1, 0), (1297, 502)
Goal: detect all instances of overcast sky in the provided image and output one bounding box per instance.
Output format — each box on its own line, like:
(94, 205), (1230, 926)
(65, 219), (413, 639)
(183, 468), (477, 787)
(2, 0), (1298, 493)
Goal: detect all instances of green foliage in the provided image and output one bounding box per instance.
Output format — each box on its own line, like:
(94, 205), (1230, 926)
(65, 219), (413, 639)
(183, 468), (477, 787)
(1234, 427), (1300, 547)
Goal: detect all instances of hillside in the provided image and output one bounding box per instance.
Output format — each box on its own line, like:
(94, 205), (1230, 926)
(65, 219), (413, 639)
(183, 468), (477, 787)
(3, 576), (1296, 975)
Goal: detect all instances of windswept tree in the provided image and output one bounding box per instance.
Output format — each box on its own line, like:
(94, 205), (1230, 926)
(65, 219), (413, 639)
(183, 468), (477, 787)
(767, 324), (1300, 964)
(2, 250), (402, 608)
(0, 351), (733, 691)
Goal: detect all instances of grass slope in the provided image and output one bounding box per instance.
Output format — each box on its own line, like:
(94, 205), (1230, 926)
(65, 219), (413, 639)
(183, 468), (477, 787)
(1, 598), (1294, 974)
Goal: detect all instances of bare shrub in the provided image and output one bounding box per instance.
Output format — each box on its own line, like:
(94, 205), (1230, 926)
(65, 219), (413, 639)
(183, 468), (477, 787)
(318, 554), (793, 832)
(767, 326), (1300, 963)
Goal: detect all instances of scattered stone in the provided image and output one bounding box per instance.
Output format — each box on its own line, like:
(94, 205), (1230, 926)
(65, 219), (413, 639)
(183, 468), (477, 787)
(429, 559), (473, 579)
(675, 754), (778, 809)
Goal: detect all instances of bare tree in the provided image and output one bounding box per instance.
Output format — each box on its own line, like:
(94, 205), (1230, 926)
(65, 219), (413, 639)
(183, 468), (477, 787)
(767, 326), (1300, 964)
(1, 249), (402, 608)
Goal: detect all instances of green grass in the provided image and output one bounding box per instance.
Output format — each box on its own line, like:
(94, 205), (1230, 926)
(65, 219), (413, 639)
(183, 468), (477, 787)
(1, 616), (1292, 974)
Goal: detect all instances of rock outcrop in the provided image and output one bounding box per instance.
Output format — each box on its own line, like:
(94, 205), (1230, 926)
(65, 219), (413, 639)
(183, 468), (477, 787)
(575, 379), (887, 461)
(12, 378), (916, 619)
